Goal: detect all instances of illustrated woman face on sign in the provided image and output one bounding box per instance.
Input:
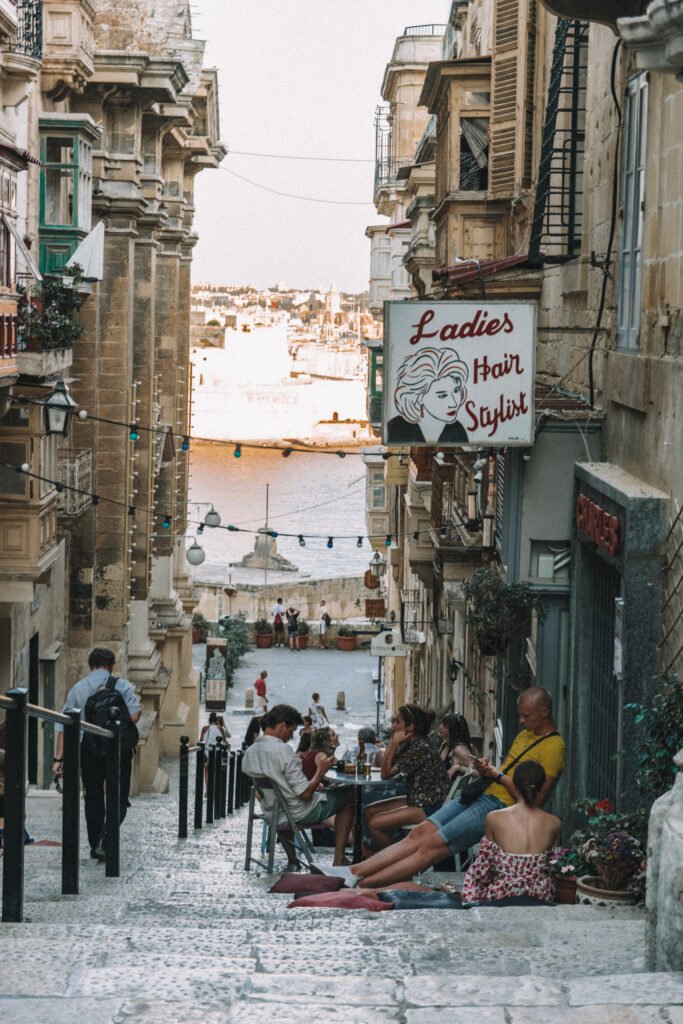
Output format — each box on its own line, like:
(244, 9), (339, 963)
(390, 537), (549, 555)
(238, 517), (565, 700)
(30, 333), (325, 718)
(393, 347), (468, 443)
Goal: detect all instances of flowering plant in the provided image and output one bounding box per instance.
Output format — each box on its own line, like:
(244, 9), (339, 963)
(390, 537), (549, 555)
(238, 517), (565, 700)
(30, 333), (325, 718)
(570, 797), (647, 850)
(580, 830), (644, 891)
(548, 847), (584, 878)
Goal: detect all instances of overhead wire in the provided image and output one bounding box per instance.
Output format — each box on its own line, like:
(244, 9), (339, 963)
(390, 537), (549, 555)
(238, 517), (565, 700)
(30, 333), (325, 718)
(220, 166), (374, 206)
(228, 149), (374, 163)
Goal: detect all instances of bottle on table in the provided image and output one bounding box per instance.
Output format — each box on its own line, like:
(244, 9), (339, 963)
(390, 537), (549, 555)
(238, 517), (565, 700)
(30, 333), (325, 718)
(357, 739), (366, 775)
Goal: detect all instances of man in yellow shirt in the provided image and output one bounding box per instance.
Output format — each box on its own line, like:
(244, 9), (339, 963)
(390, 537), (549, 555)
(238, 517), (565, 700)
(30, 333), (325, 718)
(322, 686), (566, 888)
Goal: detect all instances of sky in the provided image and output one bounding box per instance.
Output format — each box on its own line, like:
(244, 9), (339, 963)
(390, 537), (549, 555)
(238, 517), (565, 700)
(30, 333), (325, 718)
(190, 0), (450, 293)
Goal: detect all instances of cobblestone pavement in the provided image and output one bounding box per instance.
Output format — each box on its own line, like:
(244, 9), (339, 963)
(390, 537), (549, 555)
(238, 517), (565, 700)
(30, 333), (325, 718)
(2, 648), (682, 1023)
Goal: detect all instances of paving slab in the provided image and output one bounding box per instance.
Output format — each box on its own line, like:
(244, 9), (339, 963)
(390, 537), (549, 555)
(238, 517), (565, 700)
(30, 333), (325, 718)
(567, 972), (683, 1006)
(508, 1008), (679, 1024)
(403, 975), (565, 1007)
(406, 1010), (506, 1024)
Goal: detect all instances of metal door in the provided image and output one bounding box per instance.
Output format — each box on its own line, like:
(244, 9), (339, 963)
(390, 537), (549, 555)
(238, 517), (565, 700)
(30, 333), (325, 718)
(585, 558), (621, 801)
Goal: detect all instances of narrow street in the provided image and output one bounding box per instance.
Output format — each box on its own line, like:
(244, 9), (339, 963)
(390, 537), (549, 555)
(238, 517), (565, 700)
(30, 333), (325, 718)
(3, 648), (681, 1023)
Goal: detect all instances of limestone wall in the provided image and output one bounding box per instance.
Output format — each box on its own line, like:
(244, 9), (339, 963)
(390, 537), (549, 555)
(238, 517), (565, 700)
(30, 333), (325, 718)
(193, 575), (367, 625)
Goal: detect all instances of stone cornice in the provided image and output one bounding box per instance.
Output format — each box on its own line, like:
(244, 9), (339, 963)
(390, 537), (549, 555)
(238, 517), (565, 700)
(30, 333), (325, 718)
(91, 52), (189, 102)
(618, 0), (683, 75)
(419, 58), (492, 114)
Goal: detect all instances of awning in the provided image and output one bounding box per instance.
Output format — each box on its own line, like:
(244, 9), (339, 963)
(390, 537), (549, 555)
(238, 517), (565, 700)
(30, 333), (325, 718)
(0, 142), (42, 170)
(3, 213), (42, 281)
(66, 221), (104, 281)
(432, 253), (528, 286)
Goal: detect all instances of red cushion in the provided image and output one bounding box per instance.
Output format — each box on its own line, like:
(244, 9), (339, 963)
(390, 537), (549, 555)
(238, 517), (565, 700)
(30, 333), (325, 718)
(287, 891), (395, 910)
(269, 872), (344, 894)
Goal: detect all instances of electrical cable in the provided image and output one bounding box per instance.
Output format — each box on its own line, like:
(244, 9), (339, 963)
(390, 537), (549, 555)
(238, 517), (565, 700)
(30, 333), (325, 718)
(588, 39), (623, 409)
(228, 149), (374, 164)
(220, 166), (374, 206)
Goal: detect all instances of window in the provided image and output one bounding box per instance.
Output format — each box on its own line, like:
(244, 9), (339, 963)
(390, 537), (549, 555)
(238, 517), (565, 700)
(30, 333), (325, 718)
(41, 132), (93, 231)
(0, 441), (29, 497)
(460, 118), (489, 190)
(617, 73), (648, 351)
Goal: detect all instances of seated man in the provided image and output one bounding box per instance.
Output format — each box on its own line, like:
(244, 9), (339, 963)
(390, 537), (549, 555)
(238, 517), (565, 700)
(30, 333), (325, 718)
(323, 686), (566, 888)
(242, 703), (354, 866)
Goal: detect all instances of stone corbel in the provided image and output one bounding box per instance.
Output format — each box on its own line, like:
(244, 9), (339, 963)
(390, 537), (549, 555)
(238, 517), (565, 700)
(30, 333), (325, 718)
(618, 0), (683, 75)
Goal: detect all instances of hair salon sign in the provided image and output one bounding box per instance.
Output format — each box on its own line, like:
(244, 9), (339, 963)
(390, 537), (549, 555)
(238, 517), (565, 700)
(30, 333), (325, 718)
(383, 301), (536, 447)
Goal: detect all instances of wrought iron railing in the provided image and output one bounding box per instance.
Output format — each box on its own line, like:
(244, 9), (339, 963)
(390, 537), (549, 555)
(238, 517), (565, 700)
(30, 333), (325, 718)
(403, 24), (447, 36)
(57, 447), (92, 516)
(9, 0), (42, 59)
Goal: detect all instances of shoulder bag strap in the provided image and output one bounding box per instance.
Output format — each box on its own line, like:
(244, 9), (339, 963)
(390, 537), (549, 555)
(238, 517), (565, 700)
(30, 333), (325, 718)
(503, 730), (559, 774)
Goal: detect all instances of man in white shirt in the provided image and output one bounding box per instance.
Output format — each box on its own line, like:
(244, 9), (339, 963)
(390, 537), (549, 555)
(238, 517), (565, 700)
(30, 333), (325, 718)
(243, 703), (355, 866)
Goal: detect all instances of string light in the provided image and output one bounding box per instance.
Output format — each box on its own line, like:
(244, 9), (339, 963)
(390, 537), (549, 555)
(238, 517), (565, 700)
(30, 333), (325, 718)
(129, 425), (139, 441)
(181, 436), (190, 451)
(298, 535), (306, 547)
(128, 506), (136, 517)
(336, 451), (346, 459)
(282, 448), (293, 458)
(92, 495), (100, 506)
(327, 537), (334, 549)
(197, 523), (204, 535)
(385, 534), (392, 547)
(234, 444), (241, 458)
(162, 515), (171, 529)
(356, 537), (363, 548)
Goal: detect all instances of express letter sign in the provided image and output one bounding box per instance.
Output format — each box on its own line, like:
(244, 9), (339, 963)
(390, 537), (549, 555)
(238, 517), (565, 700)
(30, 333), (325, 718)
(576, 494), (620, 555)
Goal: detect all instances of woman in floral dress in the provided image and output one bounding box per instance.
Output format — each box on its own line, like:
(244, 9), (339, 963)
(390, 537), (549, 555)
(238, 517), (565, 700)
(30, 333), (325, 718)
(463, 760), (562, 903)
(364, 705), (449, 851)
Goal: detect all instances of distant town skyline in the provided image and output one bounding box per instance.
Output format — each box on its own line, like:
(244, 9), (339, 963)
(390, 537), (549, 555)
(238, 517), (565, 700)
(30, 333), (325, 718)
(191, 0), (449, 293)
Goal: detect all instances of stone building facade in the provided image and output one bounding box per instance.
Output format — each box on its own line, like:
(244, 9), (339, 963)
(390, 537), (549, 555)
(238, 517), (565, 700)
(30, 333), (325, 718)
(364, 0), (683, 815)
(0, 0), (223, 793)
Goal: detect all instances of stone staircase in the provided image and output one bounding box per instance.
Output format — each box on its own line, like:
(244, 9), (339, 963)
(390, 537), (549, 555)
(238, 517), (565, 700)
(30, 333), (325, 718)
(2, 772), (682, 1024)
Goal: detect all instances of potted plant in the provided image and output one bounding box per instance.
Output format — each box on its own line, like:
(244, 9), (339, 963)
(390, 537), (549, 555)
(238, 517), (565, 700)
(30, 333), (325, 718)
(461, 566), (546, 656)
(570, 798), (647, 907)
(191, 611), (210, 645)
(297, 619), (310, 650)
(336, 623), (356, 652)
(254, 617), (273, 649)
(548, 847), (585, 904)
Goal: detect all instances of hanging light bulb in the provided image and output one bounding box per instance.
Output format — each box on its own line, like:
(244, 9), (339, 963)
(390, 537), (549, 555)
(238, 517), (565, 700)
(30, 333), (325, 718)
(186, 540), (206, 566)
(162, 515), (171, 529)
(413, 530), (419, 541)
(234, 444), (241, 458)
(282, 448), (293, 458)
(385, 534), (392, 547)
(128, 506), (136, 517)
(204, 505), (221, 528)
(92, 494), (100, 506)
(181, 436), (190, 451)
(270, 530), (278, 538)
(227, 524), (237, 532)
(298, 535), (306, 547)
(129, 424), (139, 441)
(197, 523), (204, 535)
(356, 536), (363, 548)
(381, 451), (391, 460)
(336, 451), (346, 459)
(327, 536), (334, 549)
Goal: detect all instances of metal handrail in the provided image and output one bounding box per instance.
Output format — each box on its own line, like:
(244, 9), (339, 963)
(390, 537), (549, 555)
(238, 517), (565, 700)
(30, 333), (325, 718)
(1, 687), (123, 923)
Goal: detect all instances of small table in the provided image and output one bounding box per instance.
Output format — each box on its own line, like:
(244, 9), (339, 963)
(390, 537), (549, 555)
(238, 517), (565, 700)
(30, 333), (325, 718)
(324, 767), (386, 864)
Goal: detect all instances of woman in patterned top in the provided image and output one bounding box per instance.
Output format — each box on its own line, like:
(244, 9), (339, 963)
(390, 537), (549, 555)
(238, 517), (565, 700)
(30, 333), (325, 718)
(364, 704), (449, 852)
(462, 760), (562, 904)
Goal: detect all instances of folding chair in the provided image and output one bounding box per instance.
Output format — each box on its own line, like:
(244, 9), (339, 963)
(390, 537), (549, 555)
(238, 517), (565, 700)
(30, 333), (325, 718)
(244, 776), (317, 873)
(401, 767), (477, 871)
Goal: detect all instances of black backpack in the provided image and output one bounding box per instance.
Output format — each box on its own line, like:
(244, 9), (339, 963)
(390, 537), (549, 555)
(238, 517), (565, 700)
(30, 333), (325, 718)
(83, 676), (139, 758)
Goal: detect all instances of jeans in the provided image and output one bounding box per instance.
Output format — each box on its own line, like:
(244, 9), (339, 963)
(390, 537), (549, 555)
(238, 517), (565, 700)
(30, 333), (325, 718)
(429, 793), (506, 853)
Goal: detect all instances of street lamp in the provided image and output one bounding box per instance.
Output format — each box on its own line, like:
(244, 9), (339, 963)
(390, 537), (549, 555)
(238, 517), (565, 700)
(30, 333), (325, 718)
(204, 505), (221, 528)
(448, 658), (462, 683)
(44, 379), (76, 437)
(185, 539), (206, 566)
(369, 551), (386, 580)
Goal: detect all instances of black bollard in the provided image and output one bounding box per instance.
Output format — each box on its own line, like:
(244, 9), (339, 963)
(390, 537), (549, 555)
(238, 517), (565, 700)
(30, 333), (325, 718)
(234, 749), (243, 809)
(2, 688), (28, 923)
(213, 740), (222, 820)
(206, 744), (216, 824)
(62, 709), (82, 895)
(104, 710), (121, 878)
(194, 743), (205, 830)
(227, 750), (236, 814)
(219, 743), (228, 818)
(179, 736), (190, 838)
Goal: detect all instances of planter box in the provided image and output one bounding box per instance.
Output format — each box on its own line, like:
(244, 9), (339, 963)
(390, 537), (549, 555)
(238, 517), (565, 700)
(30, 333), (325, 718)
(256, 632), (273, 649)
(575, 875), (635, 907)
(337, 635), (356, 652)
(554, 875), (578, 904)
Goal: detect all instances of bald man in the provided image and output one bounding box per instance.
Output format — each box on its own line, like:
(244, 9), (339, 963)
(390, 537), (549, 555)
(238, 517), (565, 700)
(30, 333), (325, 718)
(323, 686), (566, 889)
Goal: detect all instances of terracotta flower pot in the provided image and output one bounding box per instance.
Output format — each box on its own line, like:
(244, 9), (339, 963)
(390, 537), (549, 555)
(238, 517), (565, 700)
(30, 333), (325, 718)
(575, 875), (635, 907)
(255, 632), (273, 649)
(298, 635), (309, 650)
(337, 635), (356, 651)
(554, 875), (578, 904)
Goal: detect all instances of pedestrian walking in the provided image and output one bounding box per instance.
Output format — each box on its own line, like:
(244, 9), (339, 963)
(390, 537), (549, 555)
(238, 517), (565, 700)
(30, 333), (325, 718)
(308, 692), (328, 729)
(271, 597), (286, 647)
(254, 670), (268, 710)
(318, 599), (331, 649)
(52, 647), (141, 861)
(286, 606), (301, 651)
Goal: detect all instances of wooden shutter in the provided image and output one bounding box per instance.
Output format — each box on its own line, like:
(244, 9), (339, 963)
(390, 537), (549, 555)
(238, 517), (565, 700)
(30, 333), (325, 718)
(489, 0), (537, 196)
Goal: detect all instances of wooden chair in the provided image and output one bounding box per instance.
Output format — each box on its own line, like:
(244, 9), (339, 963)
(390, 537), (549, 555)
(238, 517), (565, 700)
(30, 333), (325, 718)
(244, 775), (317, 873)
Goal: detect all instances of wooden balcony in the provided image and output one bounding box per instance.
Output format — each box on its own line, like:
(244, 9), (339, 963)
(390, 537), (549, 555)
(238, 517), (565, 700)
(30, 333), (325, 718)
(0, 302), (18, 379)
(0, 499), (61, 580)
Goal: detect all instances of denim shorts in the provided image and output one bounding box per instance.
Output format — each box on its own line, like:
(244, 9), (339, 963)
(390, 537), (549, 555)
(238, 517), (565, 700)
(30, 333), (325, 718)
(429, 793), (506, 853)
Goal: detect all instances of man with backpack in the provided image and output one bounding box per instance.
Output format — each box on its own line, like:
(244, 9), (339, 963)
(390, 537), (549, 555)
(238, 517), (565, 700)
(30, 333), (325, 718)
(52, 647), (141, 861)
(271, 597), (286, 647)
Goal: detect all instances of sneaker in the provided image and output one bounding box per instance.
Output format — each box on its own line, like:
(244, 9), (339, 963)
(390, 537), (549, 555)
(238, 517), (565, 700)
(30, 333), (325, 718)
(319, 864), (359, 887)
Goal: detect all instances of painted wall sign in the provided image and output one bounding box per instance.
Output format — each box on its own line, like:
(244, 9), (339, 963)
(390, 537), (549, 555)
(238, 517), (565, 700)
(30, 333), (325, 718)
(576, 493), (620, 556)
(383, 300), (536, 447)
(370, 630), (409, 657)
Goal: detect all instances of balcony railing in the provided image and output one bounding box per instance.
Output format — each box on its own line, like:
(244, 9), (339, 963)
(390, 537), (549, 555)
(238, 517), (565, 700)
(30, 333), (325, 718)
(0, 313), (18, 360)
(9, 0), (42, 59)
(57, 447), (92, 516)
(403, 24), (447, 36)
